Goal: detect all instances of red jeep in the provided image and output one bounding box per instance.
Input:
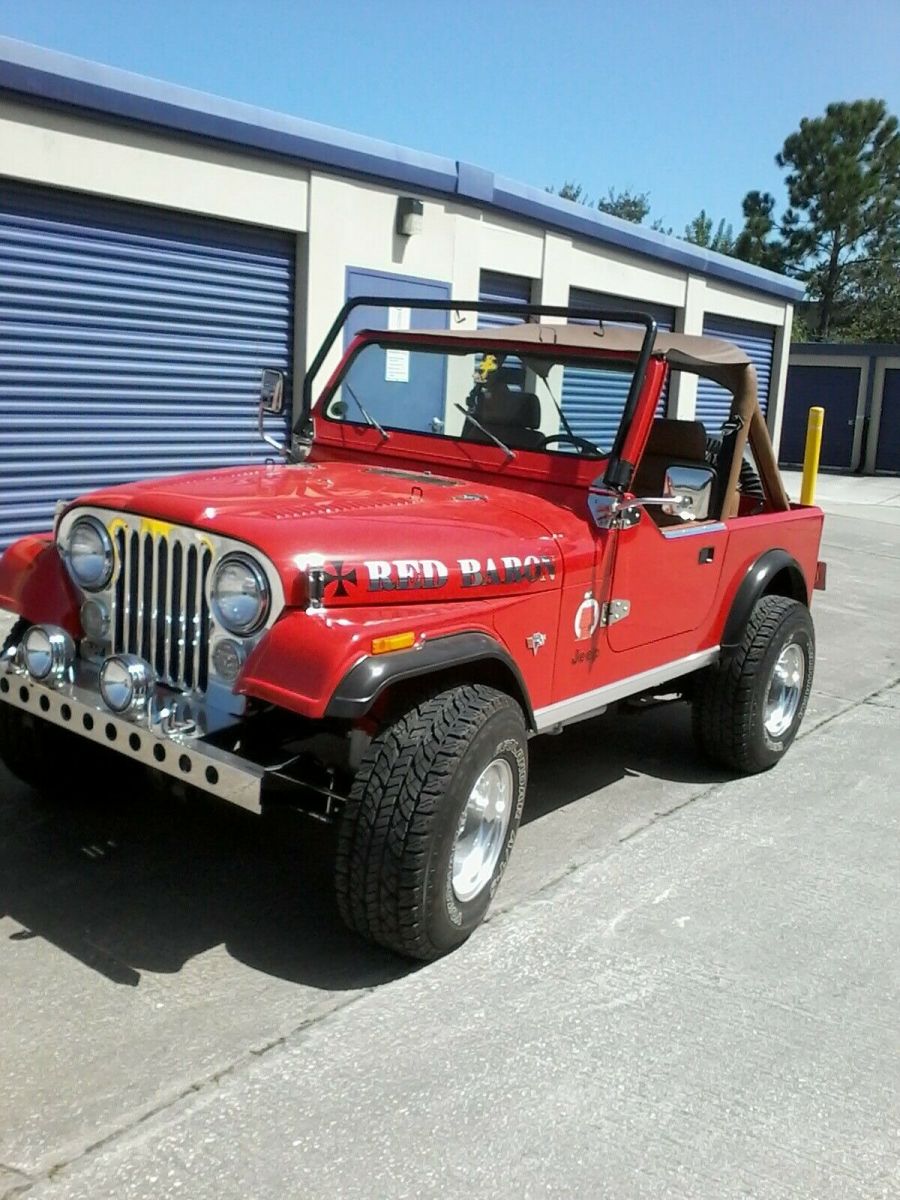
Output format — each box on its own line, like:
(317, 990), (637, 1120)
(0, 299), (824, 959)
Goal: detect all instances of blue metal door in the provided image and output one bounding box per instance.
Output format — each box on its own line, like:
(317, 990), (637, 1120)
(875, 369), (900, 474)
(696, 314), (775, 433)
(562, 289), (674, 453)
(344, 268), (450, 433)
(0, 181), (295, 551)
(780, 364), (859, 470)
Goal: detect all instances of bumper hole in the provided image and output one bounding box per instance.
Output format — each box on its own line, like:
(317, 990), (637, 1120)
(129, 733), (141, 752)
(179, 754), (191, 774)
(83, 713), (94, 731)
(105, 723), (117, 742)
(39, 695), (50, 713)
(205, 766), (219, 786)
(60, 703), (72, 721)
(19, 686), (29, 703)
(0, 678), (8, 694)
(153, 744), (165, 763)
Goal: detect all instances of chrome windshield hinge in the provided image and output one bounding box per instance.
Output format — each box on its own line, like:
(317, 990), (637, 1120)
(601, 599), (631, 626)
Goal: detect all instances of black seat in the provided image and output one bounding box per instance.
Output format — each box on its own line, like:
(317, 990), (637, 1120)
(463, 383), (545, 451)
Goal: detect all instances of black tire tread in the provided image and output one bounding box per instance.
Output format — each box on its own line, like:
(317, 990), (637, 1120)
(693, 595), (810, 773)
(335, 684), (521, 960)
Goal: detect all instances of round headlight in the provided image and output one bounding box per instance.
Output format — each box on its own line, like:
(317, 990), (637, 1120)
(211, 554), (270, 636)
(65, 518), (113, 591)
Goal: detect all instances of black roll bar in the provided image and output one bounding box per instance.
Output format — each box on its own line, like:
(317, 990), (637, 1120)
(296, 297), (657, 492)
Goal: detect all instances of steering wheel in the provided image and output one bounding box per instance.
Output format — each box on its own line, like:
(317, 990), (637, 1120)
(542, 433), (603, 457)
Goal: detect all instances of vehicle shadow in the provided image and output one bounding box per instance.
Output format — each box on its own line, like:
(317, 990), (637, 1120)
(0, 700), (730, 991)
(523, 700), (732, 825)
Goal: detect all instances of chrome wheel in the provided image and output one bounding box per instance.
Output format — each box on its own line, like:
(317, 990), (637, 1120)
(764, 642), (805, 738)
(452, 757), (514, 904)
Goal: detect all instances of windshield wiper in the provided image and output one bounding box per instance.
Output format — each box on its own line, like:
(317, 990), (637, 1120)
(537, 374), (601, 454)
(455, 404), (515, 461)
(345, 381), (389, 441)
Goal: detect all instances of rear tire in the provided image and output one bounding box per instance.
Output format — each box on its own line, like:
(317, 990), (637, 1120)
(693, 596), (814, 773)
(335, 684), (528, 960)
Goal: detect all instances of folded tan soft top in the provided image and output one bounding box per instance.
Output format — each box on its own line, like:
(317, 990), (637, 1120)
(367, 321), (753, 393)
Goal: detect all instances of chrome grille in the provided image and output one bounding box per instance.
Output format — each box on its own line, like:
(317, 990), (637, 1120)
(111, 525), (212, 693)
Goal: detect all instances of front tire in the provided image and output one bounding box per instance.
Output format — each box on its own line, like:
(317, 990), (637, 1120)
(693, 596), (815, 773)
(335, 684), (528, 960)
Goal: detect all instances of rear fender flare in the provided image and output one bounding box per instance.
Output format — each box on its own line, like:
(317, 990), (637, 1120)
(721, 549), (809, 650)
(324, 631), (535, 728)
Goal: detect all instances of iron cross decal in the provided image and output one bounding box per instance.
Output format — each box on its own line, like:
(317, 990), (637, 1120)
(322, 560), (358, 597)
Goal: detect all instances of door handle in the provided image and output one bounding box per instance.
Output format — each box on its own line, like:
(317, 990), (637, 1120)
(698, 546), (715, 564)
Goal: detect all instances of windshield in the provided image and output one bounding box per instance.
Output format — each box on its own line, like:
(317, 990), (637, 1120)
(320, 340), (639, 457)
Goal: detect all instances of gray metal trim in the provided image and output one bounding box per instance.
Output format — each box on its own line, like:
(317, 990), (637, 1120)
(0, 665), (263, 812)
(661, 522), (727, 539)
(533, 647), (720, 732)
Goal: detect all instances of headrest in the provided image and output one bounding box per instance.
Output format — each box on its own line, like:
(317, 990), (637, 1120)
(477, 387), (541, 429)
(644, 418), (707, 459)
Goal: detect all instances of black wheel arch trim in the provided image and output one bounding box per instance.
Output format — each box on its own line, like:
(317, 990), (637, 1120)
(325, 631), (535, 727)
(722, 549), (809, 650)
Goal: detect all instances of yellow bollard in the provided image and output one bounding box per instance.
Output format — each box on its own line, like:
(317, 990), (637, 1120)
(800, 406), (825, 506)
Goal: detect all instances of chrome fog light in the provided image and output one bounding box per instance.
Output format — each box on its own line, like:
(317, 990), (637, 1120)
(22, 625), (75, 685)
(211, 638), (245, 684)
(100, 654), (155, 717)
(80, 598), (110, 642)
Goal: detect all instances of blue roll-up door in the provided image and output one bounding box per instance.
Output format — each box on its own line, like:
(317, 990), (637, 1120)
(875, 369), (900, 474)
(696, 314), (775, 433)
(780, 364), (860, 469)
(562, 289), (675, 453)
(477, 270), (532, 390)
(0, 181), (295, 550)
(478, 269), (532, 328)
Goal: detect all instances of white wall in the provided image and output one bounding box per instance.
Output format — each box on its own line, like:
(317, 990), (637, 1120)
(0, 96), (309, 231)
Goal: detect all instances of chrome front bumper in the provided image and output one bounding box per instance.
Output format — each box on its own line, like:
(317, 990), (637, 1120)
(0, 660), (264, 813)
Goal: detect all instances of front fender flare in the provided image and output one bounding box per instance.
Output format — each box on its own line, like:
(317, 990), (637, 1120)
(721, 549), (809, 650)
(325, 631), (535, 726)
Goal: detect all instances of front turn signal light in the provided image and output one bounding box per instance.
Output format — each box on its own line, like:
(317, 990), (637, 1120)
(371, 631), (417, 655)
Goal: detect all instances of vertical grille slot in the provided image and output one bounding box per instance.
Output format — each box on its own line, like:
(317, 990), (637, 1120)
(108, 520), (211, 694)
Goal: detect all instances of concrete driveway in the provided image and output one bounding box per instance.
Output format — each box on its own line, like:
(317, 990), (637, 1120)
(1, 477), (898, 1199)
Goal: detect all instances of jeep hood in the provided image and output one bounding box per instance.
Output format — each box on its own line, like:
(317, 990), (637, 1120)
(71, 461), (565, 607)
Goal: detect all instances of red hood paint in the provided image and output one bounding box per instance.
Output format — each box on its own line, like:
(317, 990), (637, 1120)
(70, 461), (574, 607)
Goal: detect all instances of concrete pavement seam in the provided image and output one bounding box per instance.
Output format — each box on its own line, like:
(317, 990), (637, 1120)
(1, 990), (372, 1199)
(0, 1166), (32, 1200)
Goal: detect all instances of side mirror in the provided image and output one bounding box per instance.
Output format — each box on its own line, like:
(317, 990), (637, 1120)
(259, 368), (285, 415)
(258, 368), (287, 457)
(663, 465), (715, 520)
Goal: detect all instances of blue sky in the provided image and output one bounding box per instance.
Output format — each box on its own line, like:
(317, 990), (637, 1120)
(1, 0), (898, 235)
